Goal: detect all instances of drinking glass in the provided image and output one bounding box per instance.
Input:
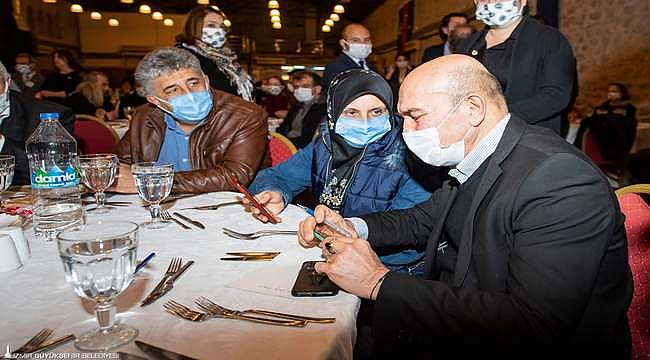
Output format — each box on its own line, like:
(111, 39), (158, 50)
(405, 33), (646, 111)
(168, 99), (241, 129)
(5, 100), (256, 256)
(0, 155), (15, 195)
(131, 162), (174, 229)
(123, 106), (134, 121)
(57, 220), (139, 351)
(79, 154), (118, 214)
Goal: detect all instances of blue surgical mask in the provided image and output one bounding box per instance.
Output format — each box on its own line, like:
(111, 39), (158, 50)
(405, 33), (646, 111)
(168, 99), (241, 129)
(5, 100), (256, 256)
(335, 113), (391, 148)
(156, 89), (213, 124)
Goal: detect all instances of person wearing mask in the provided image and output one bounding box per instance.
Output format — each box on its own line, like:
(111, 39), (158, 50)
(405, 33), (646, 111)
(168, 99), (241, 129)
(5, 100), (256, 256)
(176, 5), (254, 101)
(0, 62), (74, 185)
(247, 69), (431, 275)
(259, 75), (290, 119)
(117, 76), (147, 119)
(384, 53), (412, 109)
(63, 71), (117, 120)
(11, 53), (44, 98)
(36, 49), (84, 102)
(457, 0), (576, 134)
(421, 12), (469, 63)
(323, 23), (375, 90)
(276, 71), (326, 148)
(112, 47), (268, 194)
(298, 55), (631, 358)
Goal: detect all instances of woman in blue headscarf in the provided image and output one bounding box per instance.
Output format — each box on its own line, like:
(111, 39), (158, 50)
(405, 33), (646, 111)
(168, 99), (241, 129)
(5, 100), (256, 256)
(248, 69), (431, 274)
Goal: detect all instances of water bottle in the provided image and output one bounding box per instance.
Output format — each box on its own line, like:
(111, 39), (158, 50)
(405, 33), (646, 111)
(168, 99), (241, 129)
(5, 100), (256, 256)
(26, 113), (83, 241)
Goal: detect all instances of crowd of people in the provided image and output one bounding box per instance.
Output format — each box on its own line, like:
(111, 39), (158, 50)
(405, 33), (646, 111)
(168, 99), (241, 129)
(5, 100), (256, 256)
(0, 0), (645, 357)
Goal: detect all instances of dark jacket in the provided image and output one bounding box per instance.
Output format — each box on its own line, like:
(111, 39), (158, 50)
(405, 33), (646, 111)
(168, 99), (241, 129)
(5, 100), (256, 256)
(421, 43), (445, 64)
(177, 44), (239, 97)
(276, 101), (326, 149)
(10, 72), (45, 98)
(323, 53), (375, 90)
(362, 116), (632, 357)
(116, 88), (268, 193)
(457, 17), (576, 134)
(63, 92), (114, 117)
(3, 91), (74, 185)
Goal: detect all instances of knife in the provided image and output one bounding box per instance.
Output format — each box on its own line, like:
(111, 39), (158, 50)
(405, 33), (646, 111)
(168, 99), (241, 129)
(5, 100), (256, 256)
(226, 252), (280, 256)
(141, 260), (194, 306)
(173, 212), (206, 229)
(180, 201), (241, 211)
(220, 256), (277, 261)
(135, 340), (198, 360)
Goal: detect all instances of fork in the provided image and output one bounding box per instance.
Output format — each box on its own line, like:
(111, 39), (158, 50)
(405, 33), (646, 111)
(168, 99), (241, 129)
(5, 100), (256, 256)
(13, 328), (53, 353)
(161, 210), (191, 230)
(195, 297), (335, 324)
(222, 228), (298, 240)
(164, 300), (306, 327)
(143, 257), (182, 304)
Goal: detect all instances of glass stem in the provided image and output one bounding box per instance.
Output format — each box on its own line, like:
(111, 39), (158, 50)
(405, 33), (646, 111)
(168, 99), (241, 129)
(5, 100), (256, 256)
(95, 300), (116, 331)
(95, 191), (106, 209)
(149, 203), (161, 223)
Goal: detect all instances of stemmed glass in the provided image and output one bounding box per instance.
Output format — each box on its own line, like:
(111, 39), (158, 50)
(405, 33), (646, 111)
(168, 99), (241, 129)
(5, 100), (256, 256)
(57, 220), (139, 351)
(79, 154), (118, 214)
(131, 162), (174, 229)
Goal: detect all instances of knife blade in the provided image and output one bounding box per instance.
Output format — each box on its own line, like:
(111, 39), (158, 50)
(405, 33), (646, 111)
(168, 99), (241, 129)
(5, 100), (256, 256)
(135, 340), (198, 360)
(225, 252), (280, 256)
(180, 201), (241, 211)
(220, 256), (277, 261)
(172, 212), (205, 229)
(141, 260), (194, 306)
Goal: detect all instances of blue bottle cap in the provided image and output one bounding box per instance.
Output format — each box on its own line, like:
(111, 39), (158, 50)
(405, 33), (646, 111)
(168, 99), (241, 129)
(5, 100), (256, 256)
(39, 113), (59, 120)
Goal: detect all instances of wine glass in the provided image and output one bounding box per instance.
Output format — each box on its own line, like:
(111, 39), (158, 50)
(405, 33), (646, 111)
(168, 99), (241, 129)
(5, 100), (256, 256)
(123, 106), (134, 121)
(57, 220), (139, 351)
(131, 162), (174, 229)
(79, 154), (118, 214)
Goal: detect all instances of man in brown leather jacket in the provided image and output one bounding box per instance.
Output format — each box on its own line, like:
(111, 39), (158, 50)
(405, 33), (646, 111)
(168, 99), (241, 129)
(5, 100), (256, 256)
(112, 47), (268, 194)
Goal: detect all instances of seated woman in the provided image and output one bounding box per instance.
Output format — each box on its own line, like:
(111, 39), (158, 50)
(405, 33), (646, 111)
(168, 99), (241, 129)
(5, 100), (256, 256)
(246, 69), (431, 274)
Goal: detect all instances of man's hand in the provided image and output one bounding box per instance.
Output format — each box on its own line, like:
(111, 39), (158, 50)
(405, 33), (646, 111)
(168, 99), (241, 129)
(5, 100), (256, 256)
(242, 190), (285, 223)
(315, 236), (389, 300)
(297, 205), (358, 249)
(108, 163), (137, 193)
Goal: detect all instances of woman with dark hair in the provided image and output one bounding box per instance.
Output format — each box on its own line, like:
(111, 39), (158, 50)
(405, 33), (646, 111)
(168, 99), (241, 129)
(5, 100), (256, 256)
(384, 53), (412, 108)
(258, 75), (290, 119)
(175, 5), (253, 101)
(36, 49), (84, 101)
(247, 69), (431, 274)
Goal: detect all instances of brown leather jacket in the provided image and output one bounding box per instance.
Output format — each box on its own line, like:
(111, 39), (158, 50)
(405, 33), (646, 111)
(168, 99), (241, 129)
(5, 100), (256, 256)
(116, 88), (269, 193)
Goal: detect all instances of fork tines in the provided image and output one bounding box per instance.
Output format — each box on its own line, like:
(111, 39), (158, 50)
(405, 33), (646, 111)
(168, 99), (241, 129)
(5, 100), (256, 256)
(15, 328), (53, 353)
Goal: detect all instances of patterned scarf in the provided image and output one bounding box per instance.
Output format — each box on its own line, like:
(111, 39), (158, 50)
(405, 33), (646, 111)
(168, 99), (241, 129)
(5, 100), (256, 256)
(182, 41), (254, 101)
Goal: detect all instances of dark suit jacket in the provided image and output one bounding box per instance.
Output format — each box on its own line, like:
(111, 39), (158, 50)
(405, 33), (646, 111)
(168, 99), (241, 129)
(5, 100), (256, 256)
(421, 43), (445, 64)
(457, 17), (576, 134)
(323, 53), (374, 90)
(361, 116), (632, 357)
(3, 91), (75, 185)
(277, 101), (326, 149)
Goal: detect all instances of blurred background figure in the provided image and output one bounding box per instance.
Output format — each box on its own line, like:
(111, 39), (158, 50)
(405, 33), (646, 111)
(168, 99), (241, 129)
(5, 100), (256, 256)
(447, 24), (475, 53)
(11, 53), (44, 98)
(323, 23), (374, 90)
(118, 76), (147, 120)
(277, 70), (325, 149)
(63, 71), (117, 120)
(36, 49), (84, 102)
(176, 5), (253, 101)
(421, 12), (469, 63)
(384, 53), (412, 109)
(258, 75), (290, 119)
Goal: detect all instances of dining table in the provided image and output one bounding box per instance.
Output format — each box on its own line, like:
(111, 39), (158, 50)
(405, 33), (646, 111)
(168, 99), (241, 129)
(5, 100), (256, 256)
(0, 192), (360, 359)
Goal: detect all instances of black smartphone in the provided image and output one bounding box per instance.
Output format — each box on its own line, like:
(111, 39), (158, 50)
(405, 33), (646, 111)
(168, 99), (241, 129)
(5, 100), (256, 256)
(291, 261), (339, 297)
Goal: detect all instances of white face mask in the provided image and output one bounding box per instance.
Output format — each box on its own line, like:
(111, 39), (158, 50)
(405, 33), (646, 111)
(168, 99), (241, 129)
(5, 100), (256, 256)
(395, 60), (408, 69)
(344, 42), (372, 60)
(262, 85), (283, 96)
(0, 81), (10, 120)
(202, 27), (227, 48)
(402, 99), (467, 167)
(293, 87), (314, 103)
(15, 64), (32, 75)
(476, 0), (523, 28)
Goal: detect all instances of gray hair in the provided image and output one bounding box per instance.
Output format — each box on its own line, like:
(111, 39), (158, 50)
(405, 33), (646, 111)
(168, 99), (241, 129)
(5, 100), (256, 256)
(0, 62), (9, 83)
(134, 47), (203, 96)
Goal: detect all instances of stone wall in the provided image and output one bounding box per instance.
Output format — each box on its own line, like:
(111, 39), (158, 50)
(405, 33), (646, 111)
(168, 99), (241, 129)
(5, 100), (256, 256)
(560, 0), (650, 122)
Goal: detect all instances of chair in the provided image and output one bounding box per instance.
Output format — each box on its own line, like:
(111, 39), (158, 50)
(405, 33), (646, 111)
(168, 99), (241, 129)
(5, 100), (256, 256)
(616, 184), (650, 359)
(268, 132), (297, 166)
(73, 114), (120, 155)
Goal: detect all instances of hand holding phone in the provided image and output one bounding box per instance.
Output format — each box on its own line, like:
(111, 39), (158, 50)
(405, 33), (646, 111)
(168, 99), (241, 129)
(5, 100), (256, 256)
(228, 174), (279, 224)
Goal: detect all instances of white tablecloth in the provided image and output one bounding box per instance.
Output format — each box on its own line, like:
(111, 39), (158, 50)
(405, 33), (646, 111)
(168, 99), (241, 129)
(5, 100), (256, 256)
(0, 192), (360, 359)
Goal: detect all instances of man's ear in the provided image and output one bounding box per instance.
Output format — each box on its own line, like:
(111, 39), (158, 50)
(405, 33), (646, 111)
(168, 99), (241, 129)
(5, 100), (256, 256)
(465, 94), (487, 127)
(442, 26), (449, 36)
(339, 39), (348, 50)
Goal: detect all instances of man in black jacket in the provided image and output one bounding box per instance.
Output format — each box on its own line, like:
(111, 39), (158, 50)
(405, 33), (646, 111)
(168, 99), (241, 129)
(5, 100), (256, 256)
(277, 71), (325, 148)
(0, 62), (74, 185)
(421, 12), (469, 64)
(323, 23), (375, 90)
(298, 55), (632, 358)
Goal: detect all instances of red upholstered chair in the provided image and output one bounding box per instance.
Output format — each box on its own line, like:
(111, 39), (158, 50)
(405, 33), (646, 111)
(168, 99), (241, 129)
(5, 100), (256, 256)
(74, 115), (120, 155)
(268, 132), (297, 166)
(616, 184), (650, 359)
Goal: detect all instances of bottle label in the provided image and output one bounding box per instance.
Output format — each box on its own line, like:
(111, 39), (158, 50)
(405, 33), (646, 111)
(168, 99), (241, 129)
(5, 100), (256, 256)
(31, 164), (80, 189)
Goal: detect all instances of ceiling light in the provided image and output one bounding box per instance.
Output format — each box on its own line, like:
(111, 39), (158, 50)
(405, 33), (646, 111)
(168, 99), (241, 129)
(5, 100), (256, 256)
(223, 19), (231, 27)
(270, 15), (281, 23)
(281, 74), (290, 81)
(272, 22), (282, 29)
(108, 18), (120, 27)
(197, 0), (210, 4)
(70, 4), (83, 13)
(163, 18), (174, 27)
(152, 11), (163, 20)
(90, 12), (102, 20)
(120, 0), (134, 3)
(325, 19), (334, 27)
(333, 4), (344, 14)
(139, 5), (152, 14)
(321, 24), (331, 32)
(330, 13), (340, 22)
(269, 9), (280, 17)
(42, 0), (57, 3)
(268, 0), (279, 9)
